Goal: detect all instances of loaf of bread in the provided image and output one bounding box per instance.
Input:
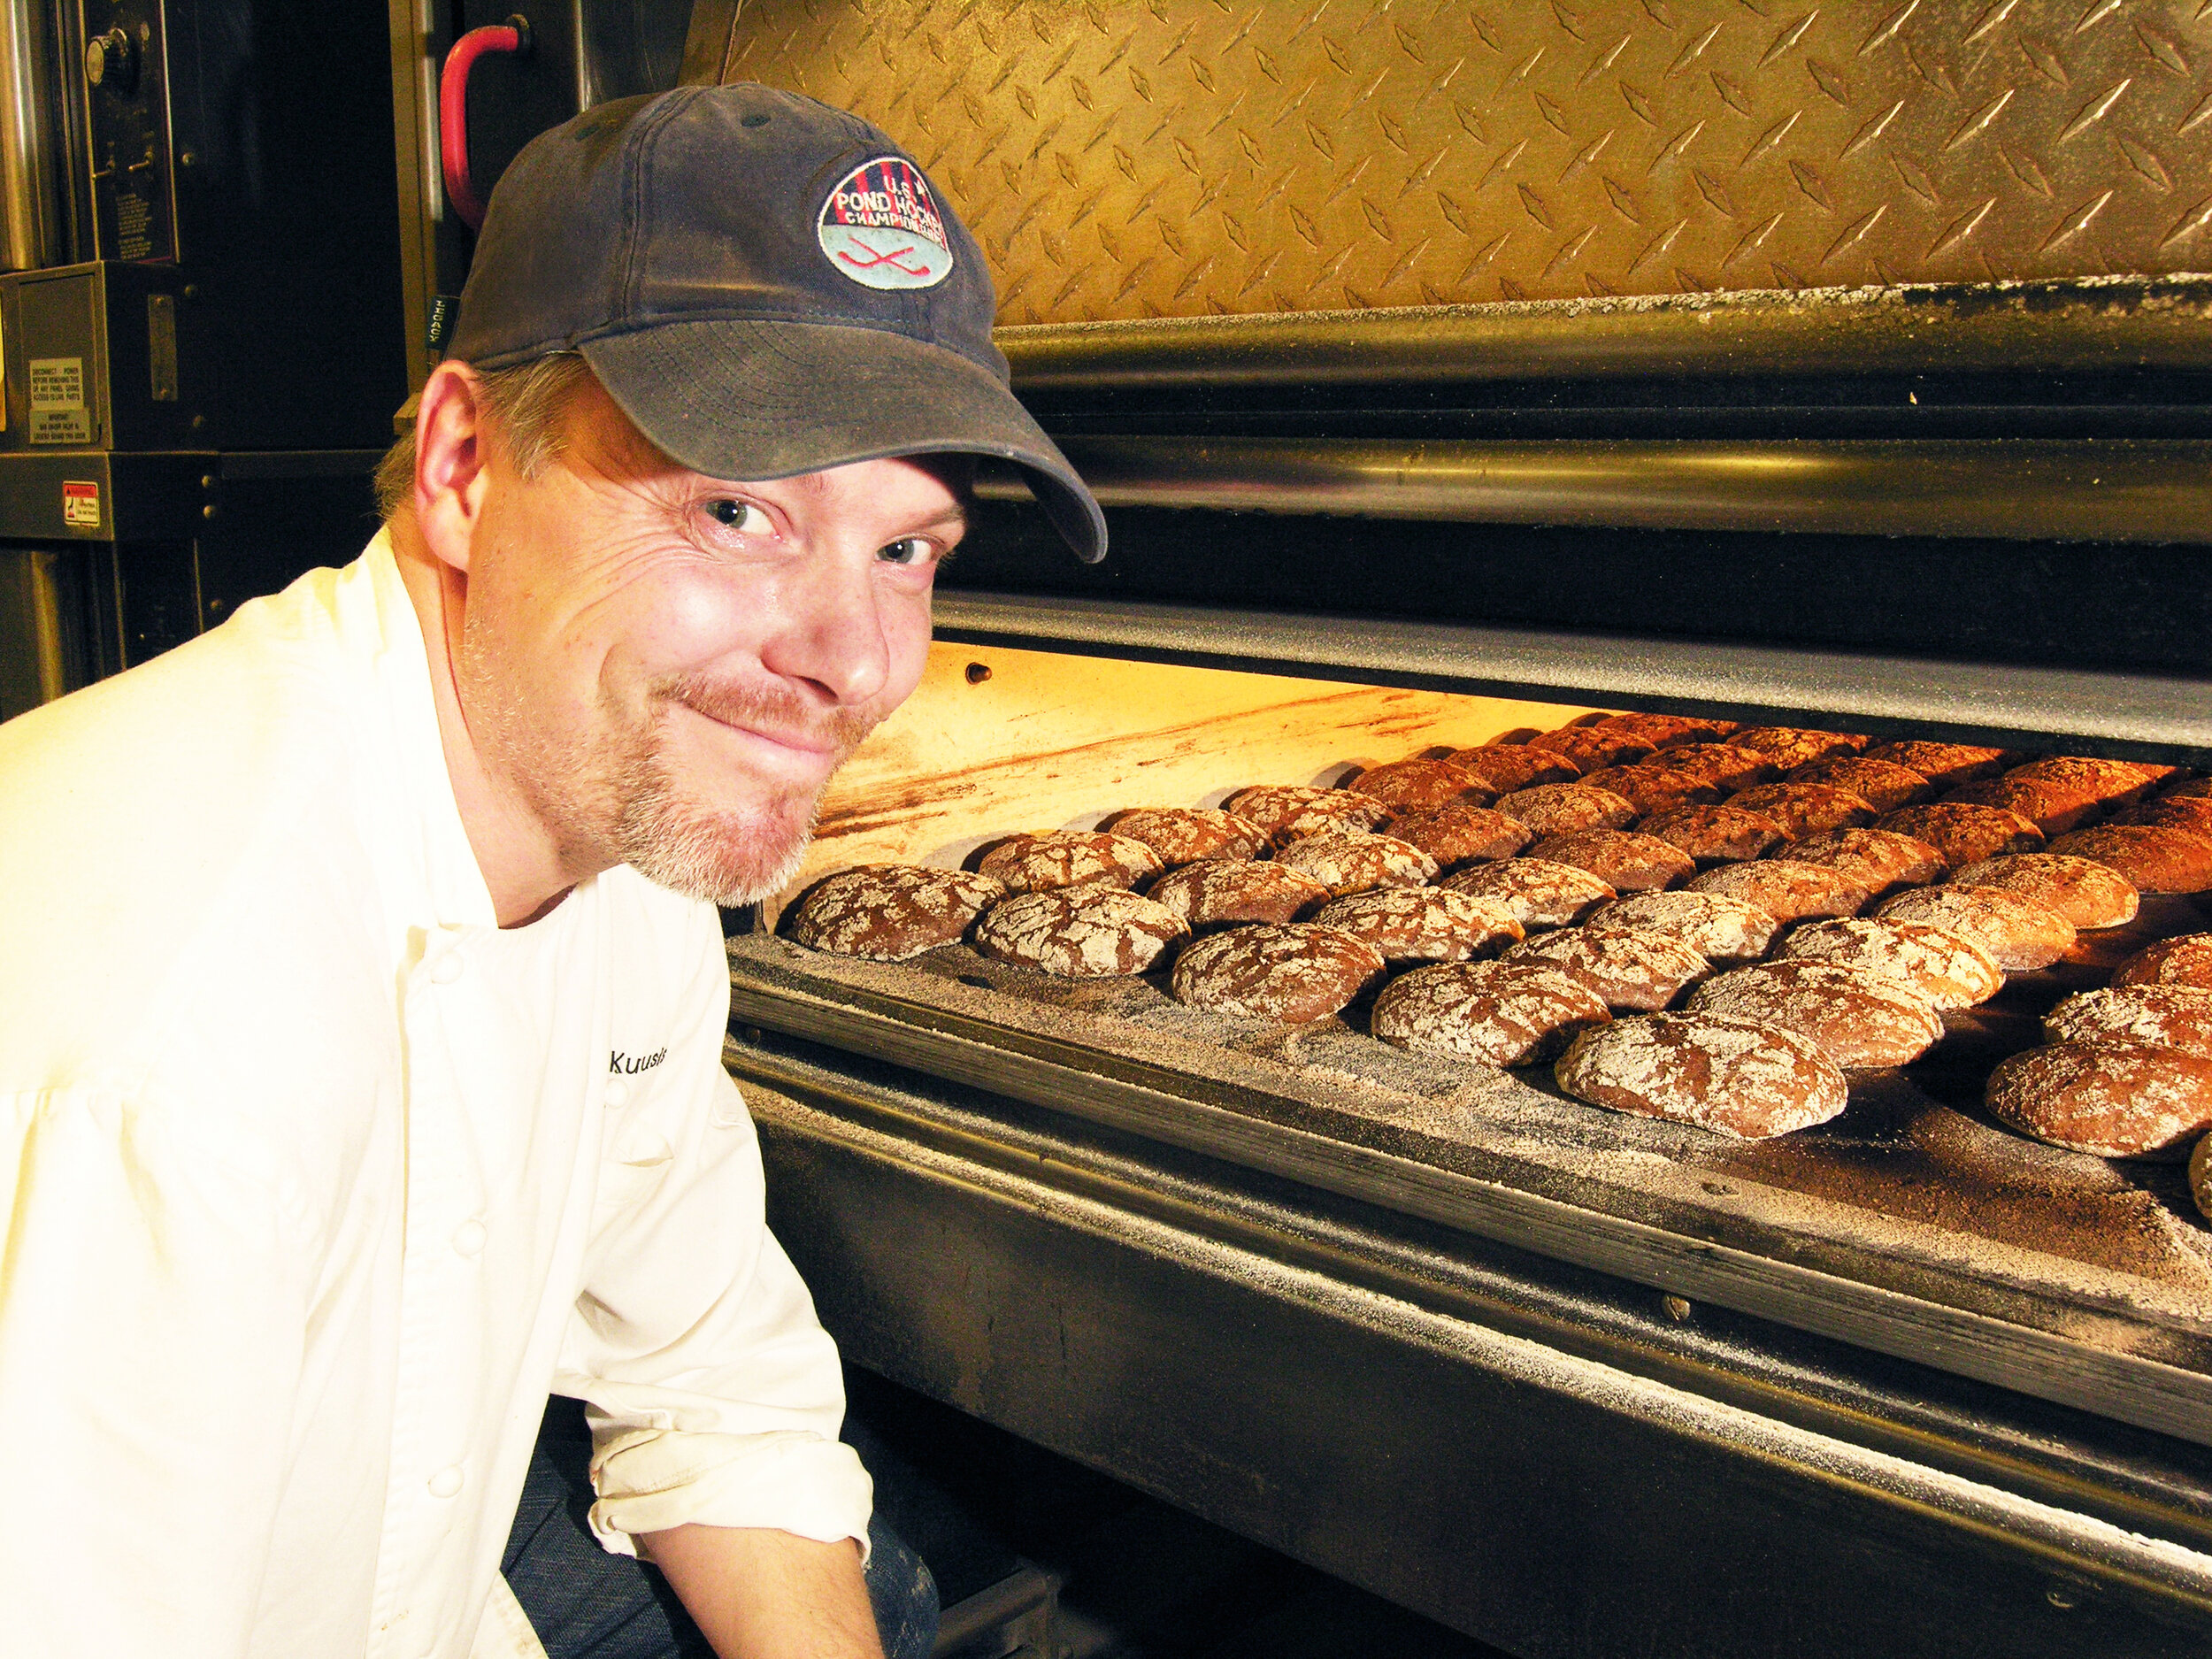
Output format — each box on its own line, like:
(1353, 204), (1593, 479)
(1590, 890), (1782, 964)
(1785, 757), (1933, 812)
(1146, 859), (1331, 928)
(1450, 744), (1583, 792)
(1644, 742), (1777, 793)
(1525, 829), (1697, 893)
(1773, 917), (2003, 1008)
(1859, 741), (2015, 787)
(1525, 725), (1654, 771)
(2045, 825), (2212, 894)
(1503, 926), (1709, 1011)
(1941, 775), (2101, 838)
(1271, 830), (1440, 895)
(1686, 859), (1869, 925)
(1440, 858), (1617, 929)
(1780, 826), (1948, 893)
(1555, 1013), (1847, 1139)
(1575, 764), (1723, 818)
(1369, 959), (1612, 1066)
(2108, 795), (2212, 838)
(1494, 782), (1639, 835)
(1686, 960), (1944, 1067)
(2112, 933), (2212, 990)
(974, 887), (1190, 976)
(1345, 757), (1496, 812)
(1947, 852), (2140, 930)
(785, 864), (1010, 959)
(1637, 803), (1791, 864)
(2043, 984), (2212, 1059)
(1872, 884), (2076, 972)
(2008, 756), (2156, 811)
(1984, 1040), (2212, 1158)
(1222, 784), (1389, 842)
(1169, 922), (1386, 1022)
(978, 830), (1165, 892)
(1594, 711), (1737, 747)
(1315, 887), (1524, 964)
(1103, 807), (1269, 866)
(1382, 803), (1534, 868)
(1729, 727), (1870, 770)
(1873, 803), (2045, 866)
(1730, 782), (1877, 838)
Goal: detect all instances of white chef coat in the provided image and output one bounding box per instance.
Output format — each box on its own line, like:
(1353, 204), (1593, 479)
(0, 534), (873, 1658)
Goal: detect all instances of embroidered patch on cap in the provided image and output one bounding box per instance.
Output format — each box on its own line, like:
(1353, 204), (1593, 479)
(818, 157), (954, 290)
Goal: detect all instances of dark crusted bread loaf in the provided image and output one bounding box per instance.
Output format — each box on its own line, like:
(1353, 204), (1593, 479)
(1773, 917), (2003, 1008)
(1169, 923), (1386, 1022)
(1383, 803), (1533, 868)
(1941, 775), (2100, 838)
(1272, 831), (1440, 896)
(785, 864), (1009, 959)
(1525, 829), (1697, 893)
(2108, 795), (2212, 838)
(1729, 782), (1876, 839)
(1644, 743), (1777, 794)
(1686, 960), (1944, 1067)
(2046, 825), (2212, 895)
(1947, 853), (2140, 930)
(1315, 887), (1524, 964)
(1147, 859), (1330, 928)
(1450, 744), (1582, 792)
(1594, 711), (1737, 747)
(1779, 826), (1948, 894)
(1985, 1040), (2212, 1159)
(1503, 925), (1709, 1011)
(1370, 959), (1611, 1066)
(974, 887), (1190, 976)
(1729, 727), (1869, 770)
(1786, 757), (1933, 813)
(1589, 890), (1781, 964)
(1686, 859), (1868, 925)
(1872, 803), (2044, 867)
(1859, 741), (2016, 787)
(978, 830), (1165, 893)
(1494, 782), (1639, 836)
(1575, 764), (1723, 818)
(1873, 884), (2076, 972)
(1222, 784), (1389, 843)
(2043, 984), (2212, 1059)
(2008, 756), (2157, 811)
(1440, 857), (1617, 930)
(1555, 1013), (1847, 1140)
(1637, 803), (1790, 864)
(1103, 807), (1269, 866)
(2113, 933), (2212, 990)
(1525, 724), (1654, 771)
(1345, 757), (1496, 812)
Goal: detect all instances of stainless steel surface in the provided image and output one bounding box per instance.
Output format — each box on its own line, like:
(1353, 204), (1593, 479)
(695, 0), (2212, 322)
(739, 1042), (2212, 1656)
(0, 0), (63, 272)
(931, 590), (2212, 761)
(978, 434), (2212, 543)
(998, 276), (2212, 388)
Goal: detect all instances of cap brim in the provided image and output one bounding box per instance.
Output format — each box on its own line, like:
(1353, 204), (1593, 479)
(580, 319), (1106, 562)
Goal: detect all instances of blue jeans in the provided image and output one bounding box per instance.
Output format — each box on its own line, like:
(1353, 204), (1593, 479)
(502, 1395), (938, 1659)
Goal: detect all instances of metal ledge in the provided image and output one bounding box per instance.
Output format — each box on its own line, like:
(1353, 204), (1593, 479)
(975, 436), (2212, 545)
(999, 278), (2212, 389)
(930, 592), (2212, 761)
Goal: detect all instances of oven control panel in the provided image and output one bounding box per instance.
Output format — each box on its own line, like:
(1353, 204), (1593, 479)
(79, 0), (175, 264)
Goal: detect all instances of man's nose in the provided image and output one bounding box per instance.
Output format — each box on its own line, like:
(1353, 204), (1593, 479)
(760, 549), (892, 708)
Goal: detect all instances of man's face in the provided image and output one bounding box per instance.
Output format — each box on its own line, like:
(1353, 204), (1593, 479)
(455, 375), (962, 907)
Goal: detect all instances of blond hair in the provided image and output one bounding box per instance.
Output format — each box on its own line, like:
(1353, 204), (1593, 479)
(373, 352), (597, 520)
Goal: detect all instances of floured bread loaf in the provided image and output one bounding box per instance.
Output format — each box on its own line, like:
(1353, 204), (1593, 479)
(2113, 933), (2212, 990)
(2109, 795), (2212, 838)
(1147, 859), (1330, 928)
(1781, 826), (1947, 893)
(1874, 803), (2044, 866)
(1525, 829), (1696, 893)
(1637, 803), (1789, 864)
(1383, 803), (1533, 868)
(1594, 711), (1737, 748)
(1525, 725), (1653, 771)
(1729, 782), (1876, 839)
(1644, 742), (1776, 794)
(1222, 784), (1388, 843)
(1859, 741), (2015, 787)
(1589, 890), (1781, 964)
(1272, 831), (1440, 895)
(1503, 926), (1709, 1011)
(1686, 859), (1868, 925)
(1985, 1040), (2212, 1159)
(979, 830), (1164, 892)
(1441, 857), (1617, 930)
(2007, 756), (2156, 811)
(1942, 774), (2101, 837)
(1947, 853), (2139, 930)
(974, 887), (1189, 977)
(1872, 884), (2076, 972)
(1450, 745), (1582, 791)
(1686, 960), (1944, 1067)
(1315, 887), (1523, 964)
(2046, 825), (2212, 894)
(1170, 923), (1386, 1022)
(1103, 807), (1268, 866)
(1346, 757), (1495, 811)
(786, 864), (1009, 959)
(1370, 959), (1611, 1066)
(1494, 782), (1639, 835)
(1729, 727), (1869, 770)
(2043, 985), (2212, 1059)
(1773, 918), (2002, 1008)
(1786, 757), (1932, 813)
(1555, 1014), (1847, 1140)
(1575, 764), (1722, 818)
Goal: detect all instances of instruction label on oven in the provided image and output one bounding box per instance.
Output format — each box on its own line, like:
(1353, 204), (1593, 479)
(28, 357), (90, 446)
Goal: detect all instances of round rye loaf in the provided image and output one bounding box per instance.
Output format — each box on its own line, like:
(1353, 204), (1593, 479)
(1222, 785), (1388, 842)
(1370, 959), (1611, 1066)
(1859, 741), (2016, 787)
(1947, 853), (2139, 930)
(1170, 923), (1386, 1022)
(1315, 887), (1523, 964)
(1525, 829), (1697, 893)
(974, 887), (1189, 977)
(1646, 742), (1777, 793)
(1450, 745), (1582, 791)
(1576, 764), (1722, 818)
(1103, 807), (1268, 866)
(2046, 825), (2212, 895)
(1147, 859), (1330, 928)
(1595, 712), (1737, 747)
(2114, 934), (2212, 991)
(1441, 858), (1617, 930)
(1730, 727), (1869, 769)
(1272, 831), (1440, 896)
(1985, 1041), (2212, 1159)
(1384, 803), (1534, 868)
(1589, 891), (1782, 964)
(1495, 783), (1639, 836)
(1503, 926), (1709, 1011)
(1686, 859), (1868, 925)
(1786, 757), (1933, 812)
(1686, 961), (1944, 1068)
(2008, 756), (2157, 810)
(1637, 803), (1790, 864)
(979, 830), (1164, 893)
(1872, 885), (2076, 972)
(785, 864), (1009, 959)
(1730, 782), (1876, 839)
(1875, 803), (2045, 866)
(1780, 827), (1947, 893)
(2043, 985), (2212, 1059)
(1774, 918), (2003, 1008)
(1346, 758), (1495, 811)
(1942, 775), (2101, 838)
(2110, 795), (2212, 838)
(1555, 1013), (1848, 1139)
(1525, 725), (1654, 771)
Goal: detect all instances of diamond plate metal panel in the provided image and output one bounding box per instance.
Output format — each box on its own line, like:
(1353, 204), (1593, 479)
(694, 0), (2212, 323)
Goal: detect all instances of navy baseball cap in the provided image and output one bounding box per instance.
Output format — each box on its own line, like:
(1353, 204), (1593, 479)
(449, 83), (1106, 562)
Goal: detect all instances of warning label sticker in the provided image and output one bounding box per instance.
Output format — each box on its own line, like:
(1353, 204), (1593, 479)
(818, 157), (954, 290)
(28, 356), (90, 446)
(61, 480), (101, 529)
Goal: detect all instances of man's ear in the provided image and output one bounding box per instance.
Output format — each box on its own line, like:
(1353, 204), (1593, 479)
(414, 362), (492, 573)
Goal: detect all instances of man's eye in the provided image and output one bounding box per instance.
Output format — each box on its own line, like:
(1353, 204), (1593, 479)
(704, 499), (762, 531)
(878, 536), (933, 566)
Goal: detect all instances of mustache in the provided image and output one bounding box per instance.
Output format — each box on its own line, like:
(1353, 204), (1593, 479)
(652, 672), (879, 753)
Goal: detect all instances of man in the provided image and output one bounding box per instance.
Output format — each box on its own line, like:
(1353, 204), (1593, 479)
(0, 83), (1103, 1658)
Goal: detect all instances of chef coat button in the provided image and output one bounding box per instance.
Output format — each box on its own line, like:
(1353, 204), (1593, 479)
(429, 953), (464, 985)
(427, 1465), (464, 1499)
(451, 1219), (487, 1256)
(604, 1079), (630, 1108)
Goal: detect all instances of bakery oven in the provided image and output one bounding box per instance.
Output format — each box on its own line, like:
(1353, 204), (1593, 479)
(681, 3), (2212, 1654)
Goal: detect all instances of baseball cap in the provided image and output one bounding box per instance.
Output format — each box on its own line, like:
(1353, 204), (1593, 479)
(449, 83), (1106, 562)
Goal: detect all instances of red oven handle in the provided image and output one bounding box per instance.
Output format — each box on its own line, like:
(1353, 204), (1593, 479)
(440, 16), (533, 233)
